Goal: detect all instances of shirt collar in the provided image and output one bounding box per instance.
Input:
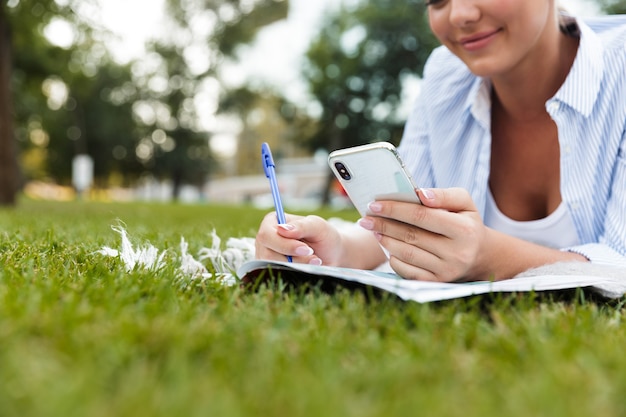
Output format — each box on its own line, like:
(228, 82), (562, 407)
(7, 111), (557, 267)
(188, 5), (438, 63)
(552, 19), (604, 117)
(466, 77), (491, 130)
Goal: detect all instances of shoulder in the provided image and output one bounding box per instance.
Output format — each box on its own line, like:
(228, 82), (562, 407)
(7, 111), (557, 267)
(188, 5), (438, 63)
(570, 16), (626, 106)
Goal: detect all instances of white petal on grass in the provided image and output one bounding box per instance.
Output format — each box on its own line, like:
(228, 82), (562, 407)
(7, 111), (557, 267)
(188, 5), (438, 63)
(98, 226), (255, 287)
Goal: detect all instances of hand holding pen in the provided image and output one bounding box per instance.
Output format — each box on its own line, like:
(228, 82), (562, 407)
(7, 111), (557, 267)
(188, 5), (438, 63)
(261, 142), (293, 262)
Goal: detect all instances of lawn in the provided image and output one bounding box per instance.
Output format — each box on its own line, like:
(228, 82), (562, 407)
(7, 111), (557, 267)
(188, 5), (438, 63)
(0, 199), (625, 417)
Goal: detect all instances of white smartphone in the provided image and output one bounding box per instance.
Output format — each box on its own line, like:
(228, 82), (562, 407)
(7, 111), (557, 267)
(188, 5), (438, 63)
(328, 142), (421, 216)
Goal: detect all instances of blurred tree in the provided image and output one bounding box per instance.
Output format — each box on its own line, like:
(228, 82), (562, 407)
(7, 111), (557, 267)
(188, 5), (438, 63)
(2, 0), (89, 204)
(128, 0), (288, 196)
(1, 0), (289, 203)
(0, 2), (19, 205)
(156, 0), (289, 180)
(53, 63), (142, 184)
(299, 0), (438, 203)
(221, 89), (310, 176)
(121, 42), (216, 199)
(5, 0), (142, 194)
(598, 0), (626, 13)
(163, 0), (288, 58)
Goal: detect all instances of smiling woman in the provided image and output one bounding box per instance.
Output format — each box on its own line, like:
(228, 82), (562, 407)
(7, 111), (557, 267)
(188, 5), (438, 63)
(254, 0), (626, 283)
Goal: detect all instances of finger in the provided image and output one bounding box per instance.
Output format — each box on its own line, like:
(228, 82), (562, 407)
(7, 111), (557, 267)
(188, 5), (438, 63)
(418, 187), (477, 213)
(380, 229), (478, 282)
(362, 215), (446, 254)
(375, 231), (444, 280)
(255, 246), (322, 266)
(274, 215), (333, 245)
(367, 198), (474, 238)
(256, 212), (318, 262)
(254, 238), (321, 264)
(389, 255), (461, 282)
(389, 256), (440, 282)
(380, 233), (461, 282)
(364, 200), (454, 238)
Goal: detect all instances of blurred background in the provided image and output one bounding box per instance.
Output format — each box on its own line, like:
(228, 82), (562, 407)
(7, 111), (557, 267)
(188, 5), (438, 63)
(0, 0), (622, 209)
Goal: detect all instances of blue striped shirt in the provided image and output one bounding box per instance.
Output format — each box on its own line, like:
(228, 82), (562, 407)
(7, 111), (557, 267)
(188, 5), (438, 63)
(398, 16), (626, 267)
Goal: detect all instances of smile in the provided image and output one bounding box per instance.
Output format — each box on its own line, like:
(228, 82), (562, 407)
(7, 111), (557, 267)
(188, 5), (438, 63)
(458, 29), (501, 52)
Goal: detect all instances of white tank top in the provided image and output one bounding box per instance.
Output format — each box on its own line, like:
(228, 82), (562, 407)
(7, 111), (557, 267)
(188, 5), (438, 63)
(484, 189), (580, 248)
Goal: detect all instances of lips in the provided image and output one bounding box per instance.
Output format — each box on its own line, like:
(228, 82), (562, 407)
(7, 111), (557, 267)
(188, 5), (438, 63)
(458, 29), (501, 51)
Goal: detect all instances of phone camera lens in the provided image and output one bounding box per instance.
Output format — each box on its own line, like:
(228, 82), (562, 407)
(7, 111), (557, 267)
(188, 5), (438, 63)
(334, 162), (351, 180)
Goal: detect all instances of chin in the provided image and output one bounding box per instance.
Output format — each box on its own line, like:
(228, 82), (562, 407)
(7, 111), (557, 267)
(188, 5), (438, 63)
(461, 57), (510, 78)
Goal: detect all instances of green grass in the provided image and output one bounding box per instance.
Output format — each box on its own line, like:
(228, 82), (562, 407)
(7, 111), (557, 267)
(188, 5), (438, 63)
(1, 199), (625, 417)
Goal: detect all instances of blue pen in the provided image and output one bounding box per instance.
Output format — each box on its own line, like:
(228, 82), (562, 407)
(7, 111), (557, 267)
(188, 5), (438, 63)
(261, 142), (293, 262)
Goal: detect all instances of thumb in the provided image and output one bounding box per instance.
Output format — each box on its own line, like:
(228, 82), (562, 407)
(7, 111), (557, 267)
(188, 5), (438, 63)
(418, 187), (477, 213)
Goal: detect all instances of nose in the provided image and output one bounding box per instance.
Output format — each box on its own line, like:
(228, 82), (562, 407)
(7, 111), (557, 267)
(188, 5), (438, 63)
(449, 0), (481, 27)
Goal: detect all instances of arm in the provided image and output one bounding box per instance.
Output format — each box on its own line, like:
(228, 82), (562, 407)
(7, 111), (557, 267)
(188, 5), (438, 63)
(564, 129), (626, 268)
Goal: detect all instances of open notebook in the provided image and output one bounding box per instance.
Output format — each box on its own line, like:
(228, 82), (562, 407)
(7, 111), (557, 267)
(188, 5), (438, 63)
(238, 260), (626, 303)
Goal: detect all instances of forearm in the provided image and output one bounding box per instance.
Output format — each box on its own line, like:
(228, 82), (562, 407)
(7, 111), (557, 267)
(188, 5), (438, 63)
(479, 228), (588, 281)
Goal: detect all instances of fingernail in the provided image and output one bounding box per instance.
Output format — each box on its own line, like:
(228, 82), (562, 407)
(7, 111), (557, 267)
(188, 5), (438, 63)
(374, 232), (382, 241)
(420, 188), (435, 200)
(308, 258), (323, 266)
(277, 224), (295, 231)
(358, 218), (374, 230)
(295, 245), (314, 256)
(367, 202), (383, 213)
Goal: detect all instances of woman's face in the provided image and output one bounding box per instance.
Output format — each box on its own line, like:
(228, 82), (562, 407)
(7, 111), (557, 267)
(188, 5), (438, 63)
(427, 0), (557, 78)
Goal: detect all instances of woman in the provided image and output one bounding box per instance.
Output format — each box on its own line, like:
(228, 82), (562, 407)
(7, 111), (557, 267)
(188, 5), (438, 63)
(255, 0), (626, 282)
